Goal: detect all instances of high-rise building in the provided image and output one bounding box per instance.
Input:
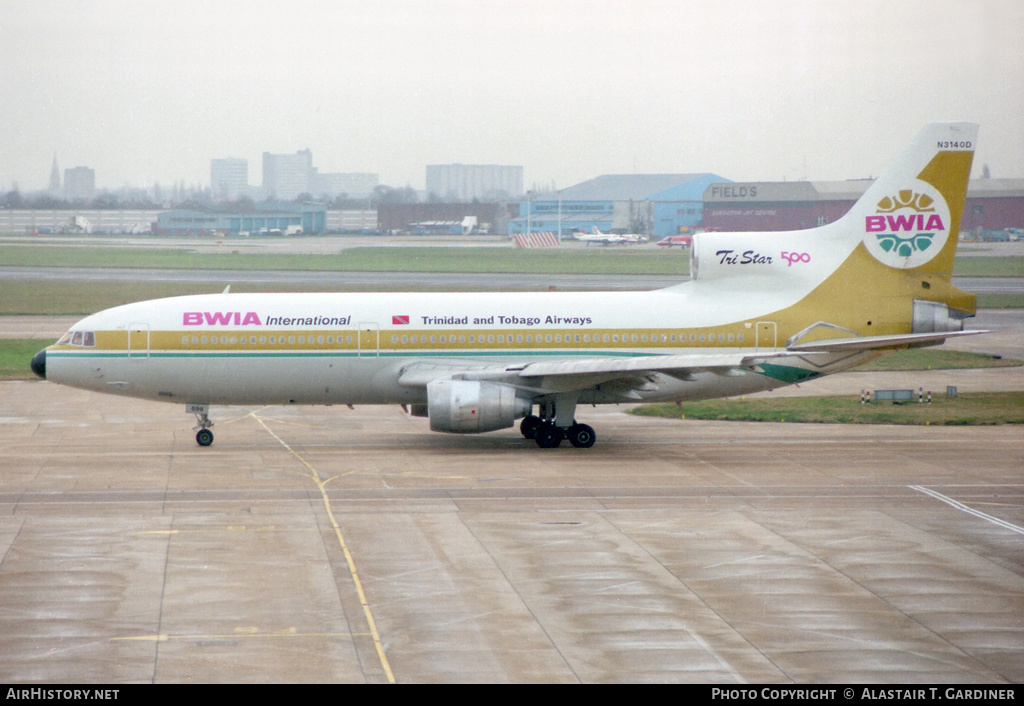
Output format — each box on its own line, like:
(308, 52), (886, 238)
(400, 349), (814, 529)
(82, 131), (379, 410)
(64, 166), (95, 201)
(312, 171), (379, 199)
(262, 150), (313, 200)
(426, 164), (523, 202)
(211, 158), (249, 200)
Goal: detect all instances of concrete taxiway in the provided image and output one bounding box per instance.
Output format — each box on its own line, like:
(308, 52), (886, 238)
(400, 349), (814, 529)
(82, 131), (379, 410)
(1, 381), (1021, 683)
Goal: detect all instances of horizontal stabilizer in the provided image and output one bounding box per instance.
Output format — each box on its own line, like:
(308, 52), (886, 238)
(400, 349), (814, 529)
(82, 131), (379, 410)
(787, 330), (987, 353)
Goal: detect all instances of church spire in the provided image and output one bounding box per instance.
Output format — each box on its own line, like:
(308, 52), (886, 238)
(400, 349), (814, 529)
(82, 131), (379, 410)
(49, 154), (61, 196)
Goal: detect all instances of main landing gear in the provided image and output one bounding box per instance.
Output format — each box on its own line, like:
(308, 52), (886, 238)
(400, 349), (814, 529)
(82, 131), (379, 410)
(189, 404), (214, 447)
(519, 414), (596, 449)
(520, 394), (595, 448)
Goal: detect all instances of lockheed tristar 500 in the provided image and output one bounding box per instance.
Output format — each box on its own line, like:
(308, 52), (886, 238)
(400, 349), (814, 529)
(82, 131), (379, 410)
(32, 123), (983, 448)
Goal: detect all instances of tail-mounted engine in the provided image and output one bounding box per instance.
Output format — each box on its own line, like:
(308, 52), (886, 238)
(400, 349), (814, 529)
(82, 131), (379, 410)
(427, 379), (532, 434)
(912, 300), (969, 333)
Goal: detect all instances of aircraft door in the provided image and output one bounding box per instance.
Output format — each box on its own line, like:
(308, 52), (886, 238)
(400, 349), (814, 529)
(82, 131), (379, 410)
(128, 323), (150, 359)
(357, 323), (379, 357)
(755, 321), (777, 351)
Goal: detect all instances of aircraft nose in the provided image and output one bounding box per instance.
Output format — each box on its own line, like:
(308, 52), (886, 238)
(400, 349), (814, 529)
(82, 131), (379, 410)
(31, 349), (46, 379)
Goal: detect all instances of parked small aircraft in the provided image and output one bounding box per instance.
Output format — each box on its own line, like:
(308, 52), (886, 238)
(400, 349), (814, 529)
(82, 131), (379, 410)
(656, 235), (693, 248)
(573, 227), (647, 246)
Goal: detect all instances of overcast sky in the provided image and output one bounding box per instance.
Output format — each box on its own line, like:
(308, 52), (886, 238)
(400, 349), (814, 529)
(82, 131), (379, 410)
(1, 0), (1021, 193)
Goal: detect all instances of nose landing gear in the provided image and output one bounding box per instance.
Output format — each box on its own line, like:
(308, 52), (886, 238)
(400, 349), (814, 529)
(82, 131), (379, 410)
(189, 403), (214, 446)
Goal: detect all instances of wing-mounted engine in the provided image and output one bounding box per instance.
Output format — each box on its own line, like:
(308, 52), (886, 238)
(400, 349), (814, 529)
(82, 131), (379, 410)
(427, 379), (532, 434)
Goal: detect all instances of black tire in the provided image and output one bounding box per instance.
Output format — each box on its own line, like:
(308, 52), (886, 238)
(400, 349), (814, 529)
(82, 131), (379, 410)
(520, 415), (542, 439)
(534, 423), (563, 448)
(567, 423), (596, 448)
(196, 429), (214, 447)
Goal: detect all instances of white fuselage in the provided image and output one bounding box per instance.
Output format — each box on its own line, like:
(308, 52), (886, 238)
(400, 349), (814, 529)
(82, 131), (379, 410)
(43, 285), (846, 408)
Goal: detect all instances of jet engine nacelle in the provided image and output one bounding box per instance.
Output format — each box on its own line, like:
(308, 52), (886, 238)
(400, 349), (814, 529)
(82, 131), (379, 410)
(427, 379), (532, 433)
(912, 299), (967, 333)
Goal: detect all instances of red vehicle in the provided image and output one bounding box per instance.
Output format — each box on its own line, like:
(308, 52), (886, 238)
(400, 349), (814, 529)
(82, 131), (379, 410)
(656, 235), (692, 248)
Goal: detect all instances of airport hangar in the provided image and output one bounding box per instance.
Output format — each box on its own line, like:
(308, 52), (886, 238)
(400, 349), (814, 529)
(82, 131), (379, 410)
(509, 176), (1023, 239)
(155, 201), (328, 237)
(701, 177), (1024, 234)
(507, 173), (729, 239)
(127, 178), (1022, 239)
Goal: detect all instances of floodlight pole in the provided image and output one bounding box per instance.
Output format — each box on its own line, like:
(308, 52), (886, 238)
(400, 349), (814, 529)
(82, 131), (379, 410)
(557, 190), (562, 243)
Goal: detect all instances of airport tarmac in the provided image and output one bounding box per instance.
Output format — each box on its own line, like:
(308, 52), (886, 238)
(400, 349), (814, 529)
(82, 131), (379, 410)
(0, 380), (1021, 683)
(2, 252), (1022, 683)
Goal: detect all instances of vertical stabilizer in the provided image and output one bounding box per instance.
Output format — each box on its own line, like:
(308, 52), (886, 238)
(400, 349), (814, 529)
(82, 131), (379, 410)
(840, 122), (977, 279)
(794, 123), (980, 339)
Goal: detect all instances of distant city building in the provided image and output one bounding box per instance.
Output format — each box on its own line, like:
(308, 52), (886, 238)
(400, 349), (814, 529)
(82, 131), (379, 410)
(64, 166), (95, 201)
(263, 149), (313, 200)
(426, 164), (523, 202)
(260, 150), (380, 201)
(210, 158), (249, 200)
(312, 171), (379, 199)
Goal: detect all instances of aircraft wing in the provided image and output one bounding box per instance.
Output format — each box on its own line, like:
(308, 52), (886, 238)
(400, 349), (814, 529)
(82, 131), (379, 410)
(397, 327), (987, 397)
(397, 351), (804, 397)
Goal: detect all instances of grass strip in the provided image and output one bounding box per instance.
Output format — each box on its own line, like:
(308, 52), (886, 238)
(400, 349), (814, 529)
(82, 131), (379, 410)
(0, 245), (692, 276)
(855, 349), (1020, 371)
(953, 255), (1024, 277)
(2, 242), (1019, 275)
(0, 339), (46, 379)
(632, 391), (1024, 425)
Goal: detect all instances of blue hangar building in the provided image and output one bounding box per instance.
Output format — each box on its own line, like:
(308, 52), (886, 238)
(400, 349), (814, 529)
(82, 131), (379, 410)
(509, 173), (730, 239)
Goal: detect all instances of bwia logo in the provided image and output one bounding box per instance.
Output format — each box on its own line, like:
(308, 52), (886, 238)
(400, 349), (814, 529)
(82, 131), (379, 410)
(863, 180), (950, 269)
(183, 311), (262, 326)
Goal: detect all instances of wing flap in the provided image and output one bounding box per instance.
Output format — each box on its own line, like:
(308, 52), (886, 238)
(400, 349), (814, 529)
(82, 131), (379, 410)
(517, 351), (799, 378)
(397, 360), (520, 387)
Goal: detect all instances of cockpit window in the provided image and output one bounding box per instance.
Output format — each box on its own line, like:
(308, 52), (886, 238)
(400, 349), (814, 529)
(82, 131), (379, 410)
(58, 331), (96, 347)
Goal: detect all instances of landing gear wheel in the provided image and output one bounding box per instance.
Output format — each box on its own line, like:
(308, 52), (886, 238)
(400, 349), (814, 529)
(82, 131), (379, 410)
(196, 428), (214, 447)
(520, 415), (542, 439)
(567, 423), (596, 448)
(534, 423), (564, 449)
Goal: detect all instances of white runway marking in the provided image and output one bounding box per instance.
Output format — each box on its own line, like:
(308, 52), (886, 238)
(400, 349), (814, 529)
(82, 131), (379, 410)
(910, 485), (1024, 536)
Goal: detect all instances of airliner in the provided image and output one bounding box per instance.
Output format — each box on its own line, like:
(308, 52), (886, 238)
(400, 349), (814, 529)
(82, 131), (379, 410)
(31, 123), (983, 448)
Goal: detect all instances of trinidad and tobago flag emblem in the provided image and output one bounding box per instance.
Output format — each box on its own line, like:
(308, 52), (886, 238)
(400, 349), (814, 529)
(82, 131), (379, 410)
(392, 315), (410, 325)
